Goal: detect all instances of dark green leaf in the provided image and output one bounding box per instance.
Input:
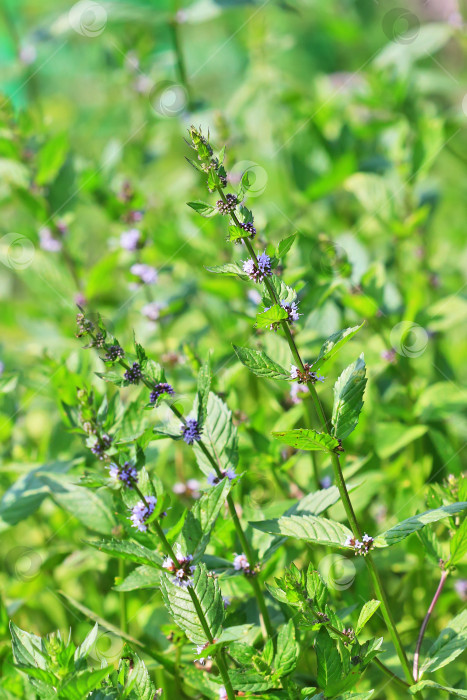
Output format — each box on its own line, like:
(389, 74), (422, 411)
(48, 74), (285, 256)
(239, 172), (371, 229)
(233, 345), (289, 380)
(332, 354), (367, 440)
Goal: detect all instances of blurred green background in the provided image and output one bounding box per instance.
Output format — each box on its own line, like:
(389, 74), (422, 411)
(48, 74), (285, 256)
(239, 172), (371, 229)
(0, 0), (466, 697)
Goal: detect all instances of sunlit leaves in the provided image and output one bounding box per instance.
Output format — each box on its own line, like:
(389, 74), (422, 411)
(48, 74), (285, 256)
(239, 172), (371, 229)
(375, 502), (467, 547)
(332, 354), (367, 440)
(233, 345), (289, 380)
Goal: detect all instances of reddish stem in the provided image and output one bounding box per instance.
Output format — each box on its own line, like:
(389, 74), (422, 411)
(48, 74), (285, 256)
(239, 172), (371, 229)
(413, 568), (449, 681)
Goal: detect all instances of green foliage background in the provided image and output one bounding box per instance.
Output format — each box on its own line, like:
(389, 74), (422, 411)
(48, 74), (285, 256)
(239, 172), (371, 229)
(0, 0), (466, 698)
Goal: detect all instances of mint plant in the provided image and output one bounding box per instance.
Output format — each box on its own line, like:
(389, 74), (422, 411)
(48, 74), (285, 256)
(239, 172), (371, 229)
(3, 127), (466, 700)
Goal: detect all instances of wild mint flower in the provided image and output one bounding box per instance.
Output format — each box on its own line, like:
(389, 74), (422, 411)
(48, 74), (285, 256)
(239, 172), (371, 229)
(216, 193), (237, 214)
(129, 496), (157, 532)
(76, 312), (94, 337)
(345, 533), (374, 556)
(104, 344), (125, 362)
(150, 382), (174, 403)
(195, 642), (212, 666)
(181, 419), (201, 445)
(320, 475), (332, 489)
(109, 461), (138, 487)
(39, 226), (62, 252)
(290, 382), (309, 404)
(91, 433), (112, 460)
(455, 579), (467, 601)
(120, 228), (141, 250)
(290, 363), (325, 384)
(124, 362), (143, 384)
(242, 252), (272, 283)
(173, 479), (201, 499)
(265, 300), (300, 330)
(130, 263), (158, 285)
(381, 348), (396, 363)
(218, 687), (228, 700)
(222, 596), (230, 609)
(234, 221), (256, 243)
(162, 544), (195, 587)
(233, 553), (251, 573)
(207, 468), (236, 486)
(141, 301), (165, 321)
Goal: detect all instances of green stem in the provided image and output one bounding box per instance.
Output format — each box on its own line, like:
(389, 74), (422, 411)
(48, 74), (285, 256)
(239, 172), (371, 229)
(169, 0), (193, 109)
(118, 558), (128, 633)
(131, 479), (236, 700)
(214, 191), (419, 693)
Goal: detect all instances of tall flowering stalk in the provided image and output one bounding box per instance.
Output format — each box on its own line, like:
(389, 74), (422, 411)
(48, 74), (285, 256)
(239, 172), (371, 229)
(185, 126), (435, 696)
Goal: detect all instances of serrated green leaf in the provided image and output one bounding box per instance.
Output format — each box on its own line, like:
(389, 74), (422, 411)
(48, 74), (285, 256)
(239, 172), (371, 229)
(332, 354), (367, 440)
(10, 622), (47, 670)
(58, 667), (112, 700)
(113, 565), (160, 591)
(160, 563), (224, 645)
(196, 357), (212, 428)
(251, 514), (352, 548)
(449, 519), (467, 566)
(409, 681), (467, 697)
(205, 262), (247, 277)
(256, 304), (288, 329)
(276, 234), (296, 258)
(74, 623), (98, 664)
(228, 225), (246, 241)
(179, 478), (232, 559)
(375, 502), (467, 547)
(355, 600), (381, 635)
(311, 324), (364, 370)
(262, 275), (297, 305)
(118, 651), (159, 700)
(193, 393), (238, 477)
(272, 429), (340, 452)
(187, 200), (217, 217)
(315, 630), (343, 690)
(233, 345), (289, 380)
(87, 539), (162, 567)
(420, 608), (467, 674)
(274, 620), (299, 676)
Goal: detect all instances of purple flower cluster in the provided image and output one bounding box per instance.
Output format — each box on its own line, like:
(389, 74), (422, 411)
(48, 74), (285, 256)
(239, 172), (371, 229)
(207, 468), (237, 486)
(124, 362), (143, 384)
(162, 544), (195, 588)
(216, 194), (237, 214)
(344, 533), (374, 556)
(91, 433), (112, 460)
(181, 419), (201, 445)
(233, 552), (256, 576)
(104, 344), (125, 362)
(265, 300), (300, 331)
(242, 252), (272, 283)
(120, 228), (141, 251)
(234, 222), (256, 243)
(150, 382), (174, 404)
(130, 263), (158, 285)
(109, 461), (138, 487)
(129, 496), (157, 532)
(290, 364), (325, 384)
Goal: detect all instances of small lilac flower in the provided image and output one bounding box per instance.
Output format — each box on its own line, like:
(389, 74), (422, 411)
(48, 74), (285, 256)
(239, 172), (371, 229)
(216, 194), (237, 214)
(207, 468), (237, 486)
(233, 553), (250, 571)
(195, 642), (212, 666)
(150, 382), (174, 403)
(120, 228), (141, 251)
(141, 301), (165, 321)
(290, 383), (309, 404)
(91, 433), (112, 460)
(104, 344), (125, 362)
(281, 299), (300, 322)
(130, 263), (158, 285)
(39, 227), (62, 252)
(172, 479), (201, 499)
(454, 579), (467, 601)
(218, 687), (228, 700)
(320, 475), (332, 489)
(290, 365), (299, 380)
(222, 596), (231, 609)
(345, 533), (374, 556)
(74, 292), (87, 307)
(181, 419), (201, 445)
(381, 348), (397, 363)
(124, 362), (143, 384)
(109, 462), (138, 487)
(162, 544), (195, 587)
(242, 252), (272, 283)
(129, 496), (157, 532)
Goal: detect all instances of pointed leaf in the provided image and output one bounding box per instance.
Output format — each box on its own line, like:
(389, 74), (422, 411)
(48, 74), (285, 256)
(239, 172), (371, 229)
(311, 324), (364, 369)
(87, 539), (162, 567)
(251, 514), (352, 548)
(193, 393), (238, 477)
(375, 502), (467, 547)
(233, 345), (289, 380)
(160, 563), (224, 645)
(410, 681), (467, 697)
(274, 620), (299, 676)
(256, 304), (288, 329)
(272, 429), (340, 452)
(355, 601), (381, 635)
(332, 354), (367, 440)
(179, 478), (232, 559)
(420, 608), (467, 674)
(187, 200), (217, 217)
